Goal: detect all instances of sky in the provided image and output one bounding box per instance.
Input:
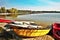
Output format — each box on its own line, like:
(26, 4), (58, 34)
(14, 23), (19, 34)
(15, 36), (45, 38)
(0, 0), (60, 11)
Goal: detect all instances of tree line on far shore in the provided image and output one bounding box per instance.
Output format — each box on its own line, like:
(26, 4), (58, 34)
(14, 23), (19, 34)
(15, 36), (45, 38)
(0, 7), (32, 15)
(0, 7), (18, 13)
(0, 7), (60, 13)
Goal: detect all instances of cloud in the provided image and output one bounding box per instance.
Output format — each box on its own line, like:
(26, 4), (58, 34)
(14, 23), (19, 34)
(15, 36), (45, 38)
(2, 0), (60, 11)
(10, 0), (59, 11)
(25, 0), (60, 11)
(30, 6), (60, 11)
(14, 6), (60, 11)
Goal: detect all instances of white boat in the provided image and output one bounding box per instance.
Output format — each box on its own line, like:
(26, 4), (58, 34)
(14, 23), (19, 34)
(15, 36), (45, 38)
(10, 21), (42, 28)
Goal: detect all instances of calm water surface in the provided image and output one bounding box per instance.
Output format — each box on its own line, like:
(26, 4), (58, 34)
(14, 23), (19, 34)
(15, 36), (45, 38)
(17, 13), (60, 22)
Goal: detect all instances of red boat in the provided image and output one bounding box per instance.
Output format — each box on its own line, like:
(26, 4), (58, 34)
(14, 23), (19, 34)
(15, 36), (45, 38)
(0, 18), (13, 23)
(53, 23), (60, 40)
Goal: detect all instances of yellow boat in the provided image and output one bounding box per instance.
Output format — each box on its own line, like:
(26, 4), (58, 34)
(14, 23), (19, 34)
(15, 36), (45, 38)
(12, 26), (51, 37)
(0, 21), (51, 37)
(14, 29), (50, 37)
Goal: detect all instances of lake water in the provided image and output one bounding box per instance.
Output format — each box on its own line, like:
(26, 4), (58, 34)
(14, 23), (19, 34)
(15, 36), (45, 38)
(17, 13), (60, 22)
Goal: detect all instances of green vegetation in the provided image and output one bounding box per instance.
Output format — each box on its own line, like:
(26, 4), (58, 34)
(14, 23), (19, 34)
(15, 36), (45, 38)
(0, 7), (32, 19)
(0, 7), (18, 13)
(0, 7), (6, 13)
(0, 7), (32, 15)
(0, 7), (60, 14)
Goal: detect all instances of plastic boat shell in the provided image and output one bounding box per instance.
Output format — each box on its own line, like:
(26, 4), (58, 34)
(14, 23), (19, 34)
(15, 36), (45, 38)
(12, 26), (51, 37)
(53, 23), (60, 40)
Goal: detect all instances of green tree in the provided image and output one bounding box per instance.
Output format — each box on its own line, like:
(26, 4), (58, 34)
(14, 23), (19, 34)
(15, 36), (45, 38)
(0, 9), (1, 13)
(0, 7), (6, 13)
(9, 8), (18, 18)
